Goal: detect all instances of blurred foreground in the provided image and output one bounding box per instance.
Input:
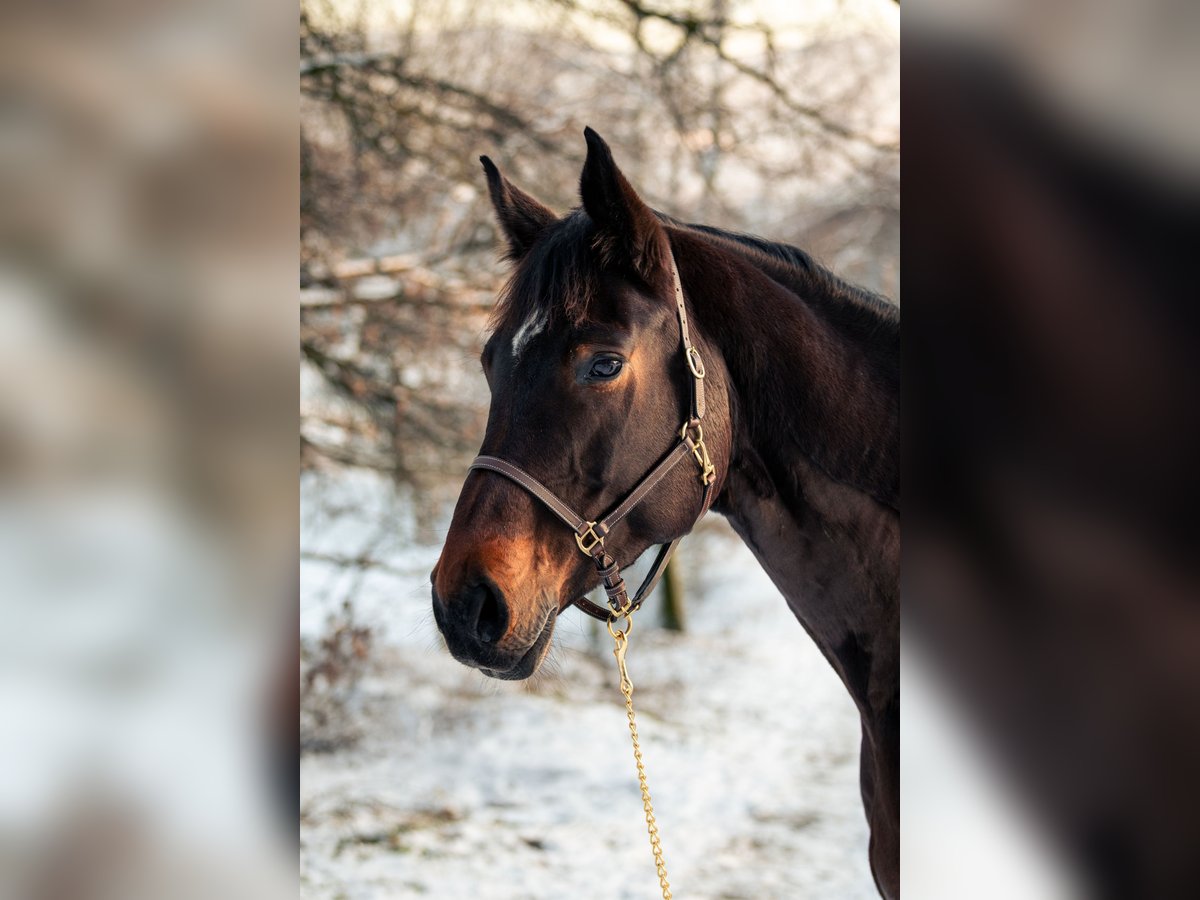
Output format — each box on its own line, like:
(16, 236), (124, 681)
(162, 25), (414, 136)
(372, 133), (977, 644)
(0, 2), (296, 899)
(905, 2), (1200, 898)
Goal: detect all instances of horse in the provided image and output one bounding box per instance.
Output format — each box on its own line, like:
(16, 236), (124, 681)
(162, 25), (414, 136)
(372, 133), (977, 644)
(430, 127), (899, 897)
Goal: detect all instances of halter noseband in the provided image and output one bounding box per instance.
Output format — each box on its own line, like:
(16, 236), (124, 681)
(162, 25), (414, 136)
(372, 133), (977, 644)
(468, 251), (715, 621)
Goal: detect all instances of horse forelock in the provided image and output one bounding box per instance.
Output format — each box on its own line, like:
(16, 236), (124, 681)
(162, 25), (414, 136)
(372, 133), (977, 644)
(490, 212), (604, 343)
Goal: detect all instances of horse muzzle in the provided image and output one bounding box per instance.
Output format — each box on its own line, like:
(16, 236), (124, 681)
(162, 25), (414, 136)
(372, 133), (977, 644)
(430, 576), (557, 679)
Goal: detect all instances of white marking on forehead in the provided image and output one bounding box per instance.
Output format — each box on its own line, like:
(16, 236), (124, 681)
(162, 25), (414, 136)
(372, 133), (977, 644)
(510, 309), (547, 358)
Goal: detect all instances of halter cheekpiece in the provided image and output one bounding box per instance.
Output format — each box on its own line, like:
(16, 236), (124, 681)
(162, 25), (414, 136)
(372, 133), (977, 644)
(469, 249), (715, 621)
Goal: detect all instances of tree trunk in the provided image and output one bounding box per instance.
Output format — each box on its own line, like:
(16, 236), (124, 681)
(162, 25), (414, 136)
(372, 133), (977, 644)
(659, 559), (686, 632)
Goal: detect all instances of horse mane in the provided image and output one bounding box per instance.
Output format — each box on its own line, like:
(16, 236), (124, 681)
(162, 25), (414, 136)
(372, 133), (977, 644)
(656, 213), (899, 389)
(657, 213), (897, 320)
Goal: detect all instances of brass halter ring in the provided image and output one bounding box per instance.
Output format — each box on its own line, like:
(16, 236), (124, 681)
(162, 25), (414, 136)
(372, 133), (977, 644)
(607, 609), (633, 639)
(686, 346), (706, 379)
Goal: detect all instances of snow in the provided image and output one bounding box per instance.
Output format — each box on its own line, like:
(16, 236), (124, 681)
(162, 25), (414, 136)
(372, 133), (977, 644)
(301, 471), (874, 899)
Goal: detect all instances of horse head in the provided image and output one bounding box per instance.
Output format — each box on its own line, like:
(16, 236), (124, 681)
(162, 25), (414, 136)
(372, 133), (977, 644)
(430, 128), (731, 679)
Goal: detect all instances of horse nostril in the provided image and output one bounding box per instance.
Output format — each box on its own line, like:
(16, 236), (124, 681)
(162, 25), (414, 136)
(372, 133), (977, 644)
(472, 580), (509, 644)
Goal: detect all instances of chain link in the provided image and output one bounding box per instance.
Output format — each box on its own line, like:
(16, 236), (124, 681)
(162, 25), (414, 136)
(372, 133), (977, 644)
(609, 612), (673, 900)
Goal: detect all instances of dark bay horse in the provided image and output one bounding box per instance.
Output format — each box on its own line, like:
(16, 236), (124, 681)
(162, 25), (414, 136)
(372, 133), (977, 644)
(430, 128), (899, 897)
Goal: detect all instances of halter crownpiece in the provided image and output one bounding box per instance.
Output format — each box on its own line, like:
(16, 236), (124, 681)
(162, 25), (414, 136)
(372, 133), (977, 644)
(468, 247), (714, 621)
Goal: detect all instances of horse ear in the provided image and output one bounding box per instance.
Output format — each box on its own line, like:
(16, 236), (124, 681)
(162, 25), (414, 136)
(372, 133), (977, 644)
(480, 156), (556, 259)
(579, 127), (667, 283)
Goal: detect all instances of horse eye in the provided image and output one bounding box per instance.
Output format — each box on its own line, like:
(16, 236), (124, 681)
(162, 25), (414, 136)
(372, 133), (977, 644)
(588, 356), (623, 380)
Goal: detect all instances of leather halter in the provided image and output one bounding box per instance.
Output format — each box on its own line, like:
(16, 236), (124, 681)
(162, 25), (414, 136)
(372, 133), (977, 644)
(469, 251), (715, 621)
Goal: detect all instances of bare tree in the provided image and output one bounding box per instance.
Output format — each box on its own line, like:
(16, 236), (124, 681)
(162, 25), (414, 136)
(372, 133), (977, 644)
(300, 0), (898, 492)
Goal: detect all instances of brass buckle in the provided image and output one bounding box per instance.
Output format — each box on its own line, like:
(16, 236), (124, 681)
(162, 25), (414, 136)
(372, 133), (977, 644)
(575, 521), (604, 556)
(680, 422), (716, 486)
(608, 593), (633, 622)
(686, 346), (706, 379)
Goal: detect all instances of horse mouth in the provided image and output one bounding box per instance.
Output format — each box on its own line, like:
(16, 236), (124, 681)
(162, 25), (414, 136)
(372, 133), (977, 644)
(479, 614), (555, 681)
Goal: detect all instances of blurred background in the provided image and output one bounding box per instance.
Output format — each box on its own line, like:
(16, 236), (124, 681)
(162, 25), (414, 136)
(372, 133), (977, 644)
(299, 0), (899, 490)
(299, 1), (898, 897)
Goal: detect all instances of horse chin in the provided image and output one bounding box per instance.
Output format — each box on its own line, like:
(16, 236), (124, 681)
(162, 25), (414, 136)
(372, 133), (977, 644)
(480, 615), (555, 681)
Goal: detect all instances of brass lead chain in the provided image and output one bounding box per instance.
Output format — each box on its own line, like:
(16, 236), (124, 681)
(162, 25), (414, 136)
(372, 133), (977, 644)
(608, 611), (673, 900)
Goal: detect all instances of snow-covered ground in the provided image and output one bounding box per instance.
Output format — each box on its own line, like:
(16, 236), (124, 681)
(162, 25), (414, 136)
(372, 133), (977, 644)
(300, 471), (873, 899)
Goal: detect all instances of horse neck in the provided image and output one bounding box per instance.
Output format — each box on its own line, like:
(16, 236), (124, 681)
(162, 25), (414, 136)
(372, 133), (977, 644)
(676, 231), (900, 713)
(676, 232), (898, 515)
